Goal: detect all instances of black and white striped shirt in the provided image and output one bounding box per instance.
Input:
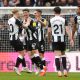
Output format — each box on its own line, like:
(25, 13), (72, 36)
(48, 16), (67, 42)
(33, 18), (46, 41)
(25, 19), (38, 41)
(8, 17), (22, 40)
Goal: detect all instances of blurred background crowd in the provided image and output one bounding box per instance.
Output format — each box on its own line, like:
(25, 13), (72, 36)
(0, 0), (79, 7)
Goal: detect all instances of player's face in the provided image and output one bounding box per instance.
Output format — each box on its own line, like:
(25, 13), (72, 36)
(77, 7), (80, 15)
(34, 11), (41, 18)
(23, 11), (29, 18)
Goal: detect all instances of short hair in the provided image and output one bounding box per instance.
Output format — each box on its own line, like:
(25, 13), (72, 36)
(53, 7), (61, 14)
(23, 9), (29, 12)
(12, 9), (19, 14)
(35, 9), (42, 14)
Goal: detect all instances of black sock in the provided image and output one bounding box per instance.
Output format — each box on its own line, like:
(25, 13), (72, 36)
(15, 57), (22, 68)
(61, 57), (67, 70)
(41, 59), (46, 66)
(55, 58), (60, 71)
(22, 57), (26, 67)
(34, 56), (43, 70)
(31, 57), (36, 65)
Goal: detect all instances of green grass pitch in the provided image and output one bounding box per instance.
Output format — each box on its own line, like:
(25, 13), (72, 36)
(0, 72), (80, 80)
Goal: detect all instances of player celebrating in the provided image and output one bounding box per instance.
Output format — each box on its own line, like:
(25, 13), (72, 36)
(8, 9), (31, 75)
(48, 7), (74, 77)
(34, 9), (47, 73)
(22, 9), (46, 76)
(72, 6), (80, 50)
(22, 9), (35, 71)
(19, 28), (32, 73)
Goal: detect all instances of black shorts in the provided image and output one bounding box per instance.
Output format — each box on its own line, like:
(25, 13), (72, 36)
(38, 40), (45, 53)
(52, 42), (66, 52)
(10, 40), (24, 51)
(27, 39), (38, 51)
(24, 38), (28, 50)
(24, 45), (28, 50)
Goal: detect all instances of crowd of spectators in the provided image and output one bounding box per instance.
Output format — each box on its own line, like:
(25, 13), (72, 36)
(0, 0), (79, 7)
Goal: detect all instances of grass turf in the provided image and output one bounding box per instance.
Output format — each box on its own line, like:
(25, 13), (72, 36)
(0, 72), (80, 80)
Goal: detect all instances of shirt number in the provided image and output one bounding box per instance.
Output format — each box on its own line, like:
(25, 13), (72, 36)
(54, 24), (63, 34)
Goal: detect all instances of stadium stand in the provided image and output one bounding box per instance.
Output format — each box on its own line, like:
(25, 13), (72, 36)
(0, 0), (79, 7)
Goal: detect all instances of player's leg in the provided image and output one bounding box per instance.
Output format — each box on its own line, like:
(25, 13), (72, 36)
(61, 52), (68, 77)
(31, 40), (46, 76)
(21, 55), (32, 73)
(38, 41), (47, 72)
(29, 51), (36, 72)
(32, 49), (46, 76)
(15, 50), (32, 74)
(54, 50), (62, 77)
(26, 40), (36, 72)
(28, 40), (41, 71)
(10, 40), (25, 75)
(14, 50), (24, 75)
(25, 40), (40, 73)
(60, 42), (68, 77)
(52, 42), (62, 77)
(21, 42), (32, 73)
(31, 50), (41, 75)
(25, 50), (35, 72)
(26, 40), (46, 76)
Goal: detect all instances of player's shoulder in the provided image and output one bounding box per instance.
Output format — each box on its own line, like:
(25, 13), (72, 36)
(50, 16), (65, 21)
(58, 16), (65, 21)
(8, 17), (15, 22)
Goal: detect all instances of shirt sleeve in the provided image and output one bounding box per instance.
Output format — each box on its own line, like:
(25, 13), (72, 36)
(15, 19), (22, 27)
(74, 16), (77, 24)
(28, 20), (37, 32)
(42, 18), (47, 25)
(48, 19), (51, 27)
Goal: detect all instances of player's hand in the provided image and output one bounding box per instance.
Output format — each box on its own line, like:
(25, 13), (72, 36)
(27, 17), (31, 22)
(70, 39), (74, 47)
(23, 17), (31, 28)
(27, 17), (31, 25)
(36, 17), (41, 22)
